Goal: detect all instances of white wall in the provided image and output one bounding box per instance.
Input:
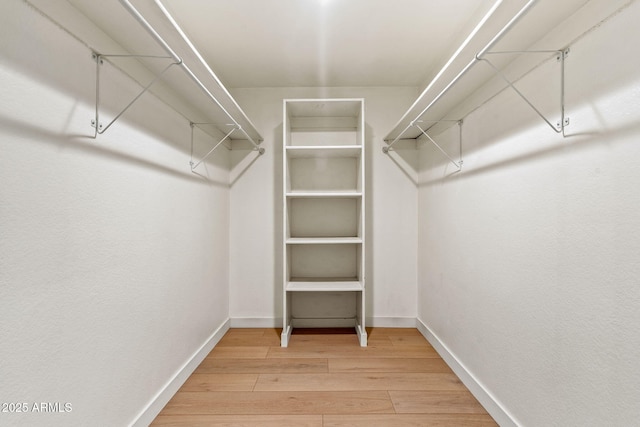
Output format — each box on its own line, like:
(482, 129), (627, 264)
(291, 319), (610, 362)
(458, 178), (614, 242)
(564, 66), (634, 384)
(228, 87), (420, 327)
(417, 1), (640, 426)
(0, 2), (231, 426)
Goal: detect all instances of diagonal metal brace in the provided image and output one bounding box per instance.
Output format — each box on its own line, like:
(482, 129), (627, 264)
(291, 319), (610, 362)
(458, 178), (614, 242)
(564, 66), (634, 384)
(414, 122), (463, 170)
(91, 52), (180, 136)
(189, 124), (238, 170)
(477, 48), (569, 135)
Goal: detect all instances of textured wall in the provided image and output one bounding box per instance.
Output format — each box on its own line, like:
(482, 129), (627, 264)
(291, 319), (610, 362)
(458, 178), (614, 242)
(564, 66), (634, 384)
(0, 2), (231, 426)
(417, 1), (640, 425)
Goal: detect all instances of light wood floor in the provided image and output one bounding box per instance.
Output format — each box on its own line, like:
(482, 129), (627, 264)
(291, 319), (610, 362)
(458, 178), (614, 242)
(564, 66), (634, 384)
(151, 328), (497, 426)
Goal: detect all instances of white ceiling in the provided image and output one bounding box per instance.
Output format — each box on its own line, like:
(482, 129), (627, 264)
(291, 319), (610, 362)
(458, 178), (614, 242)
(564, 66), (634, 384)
(67, 0), (499, 89)
(158, 0), (500, 88)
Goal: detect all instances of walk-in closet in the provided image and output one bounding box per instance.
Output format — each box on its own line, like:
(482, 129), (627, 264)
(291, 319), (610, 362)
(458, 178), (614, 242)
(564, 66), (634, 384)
(2, 1), (639, 425)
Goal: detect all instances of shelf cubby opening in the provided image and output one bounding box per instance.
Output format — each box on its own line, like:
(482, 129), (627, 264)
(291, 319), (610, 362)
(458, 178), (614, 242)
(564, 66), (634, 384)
(286, 156), (362, 192)
(286, 244), (362, 282)
(287, 198), (361, 239)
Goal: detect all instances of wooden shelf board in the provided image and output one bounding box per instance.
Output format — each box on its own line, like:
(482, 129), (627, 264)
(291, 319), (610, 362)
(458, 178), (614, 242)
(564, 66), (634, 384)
(286, 237), (362, 245)
(286, 146), (362, 158)
(286, 280), (364, 292)
(286, 191), (362, 198)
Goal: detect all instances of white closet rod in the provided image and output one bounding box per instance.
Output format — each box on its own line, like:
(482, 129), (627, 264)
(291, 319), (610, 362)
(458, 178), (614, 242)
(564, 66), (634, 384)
(384, 0), (538, 151)
(117, 0), (264, 154)
(384, 0), (504, 148)
(152, 0), (264, 152)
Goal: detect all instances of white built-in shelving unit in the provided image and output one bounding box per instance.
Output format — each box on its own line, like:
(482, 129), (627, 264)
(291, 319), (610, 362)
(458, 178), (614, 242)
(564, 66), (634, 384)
(282, 99), (366, 347)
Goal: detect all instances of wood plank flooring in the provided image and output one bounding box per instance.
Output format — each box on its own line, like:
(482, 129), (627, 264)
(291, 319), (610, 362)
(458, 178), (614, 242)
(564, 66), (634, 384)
(151, 328), (497, 427)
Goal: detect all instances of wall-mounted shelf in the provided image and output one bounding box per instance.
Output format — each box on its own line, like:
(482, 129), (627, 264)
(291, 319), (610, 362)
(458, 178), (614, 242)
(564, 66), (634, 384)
(286, 237), (363, 244)
(286, 281), (364, 292)
(286, 146), (362, 158)
(88, 0), (264, 169)
(285, 191), (363, 198)
(384, 0), (579, 168)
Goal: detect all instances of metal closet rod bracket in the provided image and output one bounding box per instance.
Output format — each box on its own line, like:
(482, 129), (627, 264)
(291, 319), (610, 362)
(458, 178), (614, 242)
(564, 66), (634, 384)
(190, 122), (237, 170)
(189, 122), (264, 171)
(476, 47), (571, 135)
(383, 0), (576, 167)
(90, 51), (180, 136)
(416, 120), (463, 170)
(118, 0), (264, 153)
(383, 119), (463, 170)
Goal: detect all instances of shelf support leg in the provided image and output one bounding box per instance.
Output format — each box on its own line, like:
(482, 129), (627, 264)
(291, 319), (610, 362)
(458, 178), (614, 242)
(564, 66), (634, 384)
(281, 325), (292, 347)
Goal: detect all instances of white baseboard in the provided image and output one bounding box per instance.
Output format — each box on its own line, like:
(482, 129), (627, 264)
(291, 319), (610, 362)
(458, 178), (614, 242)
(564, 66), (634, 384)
(229, 317), (417, 328)
(130, 318), (231, 427)
(367, 316), (417, 327)
(230, 317), (280, 328)
(416, 317), (518, 427)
